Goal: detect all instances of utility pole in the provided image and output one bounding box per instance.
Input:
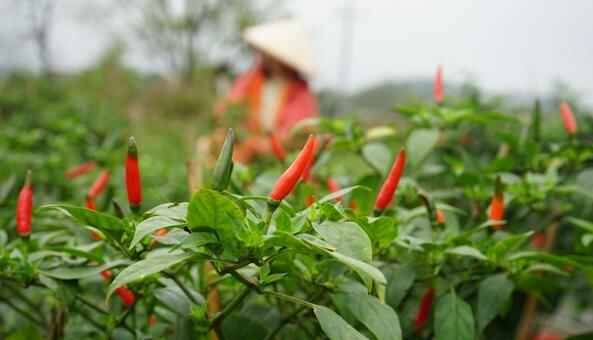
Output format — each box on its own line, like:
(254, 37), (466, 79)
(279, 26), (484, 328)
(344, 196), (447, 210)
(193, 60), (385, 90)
(333, 0), (354, 117)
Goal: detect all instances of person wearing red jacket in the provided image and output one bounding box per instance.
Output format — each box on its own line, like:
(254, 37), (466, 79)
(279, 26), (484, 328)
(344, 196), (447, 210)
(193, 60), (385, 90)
(216, 18), (318, 163)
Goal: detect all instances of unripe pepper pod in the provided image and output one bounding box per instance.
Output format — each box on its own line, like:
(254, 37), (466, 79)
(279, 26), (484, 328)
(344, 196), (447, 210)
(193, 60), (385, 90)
(434, 65), (444, 104)
(126, 137), (142, 212)
(88, 171), (110, 198)
(489, 175), (505, 229)
(269, 135), (316, 202)
(414, 286), (435, 335)
(16, 170), (33, 237)
(269, 134), (286, 162)
(65, 160), (98, 179)
(374, 148), (406, 212)
(211, 129), (234, 192)
(559, 101), (577, 135)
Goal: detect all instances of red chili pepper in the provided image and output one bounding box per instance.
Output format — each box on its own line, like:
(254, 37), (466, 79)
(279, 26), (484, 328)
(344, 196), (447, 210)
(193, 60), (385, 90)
(65, 160), (98, 179)
(85, 198), (102, 240)
(434, 65), (444, 104)
(414, 286), (435, 335)
(147, 314), (157, 327)
(374, 148), (406, 211)
(150, 228), (168, 245)
(531, 233), (545, 249)
(532, 329), (563, 340)
(100, 269), (135, 306)
(126, 137), (142, 212)
(269, 134), (286, 162)
(349, 199), (358, 210)
(436, 209), (446, 224)
(16, 170), (33, 237)
(269, 135), (316, 201)
(101, 270), (112, 280)
(116, 286), (136, 306)
(86, 197), (97, 210)
(559, 101), (577, 134)
(301, 137), (320, 182)
(306, 195), (315, 207)
(489, 175), (504, 229)
(326, 178), (343, 203)
(88, 171), (110, 198)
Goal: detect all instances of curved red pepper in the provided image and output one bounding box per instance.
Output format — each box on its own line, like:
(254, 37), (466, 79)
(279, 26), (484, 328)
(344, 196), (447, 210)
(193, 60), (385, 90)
(270, 135), (316, 201)
(270, 134), (286, 162)
(65, 160), (98, 179)
(414, 286), (435, 335)
(374, 148), (406, 211)
(559, 101), (577, 135)
(489, 175), (504, 229)
(434, 65), (444, 104)
(16, 170), (33, 237)
(301, 136), (320, 182)
(126, 137), (142, 211)
(88, 171), (110, 198)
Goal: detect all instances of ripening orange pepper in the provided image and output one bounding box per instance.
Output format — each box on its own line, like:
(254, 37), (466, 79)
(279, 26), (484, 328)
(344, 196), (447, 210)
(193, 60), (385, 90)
(269, 135), (316, 201)
(436, 209), (446, 224)
(374, 148), (406, 211)
(434, 65), (444, 104)
(489, 175), (505, 229)
(559, 101), (577, 134)
(16, 170), (33, 237)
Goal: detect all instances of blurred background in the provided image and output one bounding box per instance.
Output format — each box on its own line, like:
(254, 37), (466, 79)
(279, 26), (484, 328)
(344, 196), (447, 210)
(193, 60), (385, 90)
(0, 0), (592, 205)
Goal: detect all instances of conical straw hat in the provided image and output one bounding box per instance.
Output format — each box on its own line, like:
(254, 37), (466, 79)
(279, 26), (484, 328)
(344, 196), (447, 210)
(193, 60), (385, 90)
(244, 18), (317, 78)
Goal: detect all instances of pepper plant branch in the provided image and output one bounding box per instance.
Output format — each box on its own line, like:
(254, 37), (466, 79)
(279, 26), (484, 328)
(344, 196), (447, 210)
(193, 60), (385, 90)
(165, 272), (201, 306)
(0, 295), (46, 329)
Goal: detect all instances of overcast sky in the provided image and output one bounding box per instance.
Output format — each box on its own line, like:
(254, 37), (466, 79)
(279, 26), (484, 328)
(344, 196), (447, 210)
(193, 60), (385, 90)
(1, 0), (592, 103)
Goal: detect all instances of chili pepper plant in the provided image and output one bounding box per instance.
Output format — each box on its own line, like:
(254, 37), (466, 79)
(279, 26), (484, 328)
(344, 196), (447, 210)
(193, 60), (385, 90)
(2, 80), (593, 340)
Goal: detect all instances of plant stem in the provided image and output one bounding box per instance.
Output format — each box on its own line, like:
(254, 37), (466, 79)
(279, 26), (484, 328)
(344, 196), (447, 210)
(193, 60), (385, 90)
(210, 285), (252, 328)
(76, 294), (108, 315)
(259, 291), (316, 309)
(0, 296), (46, 329)
(166, 272), (201, 305)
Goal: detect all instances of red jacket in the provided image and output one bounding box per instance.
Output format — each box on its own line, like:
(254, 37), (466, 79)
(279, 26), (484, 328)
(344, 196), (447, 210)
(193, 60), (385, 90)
(228, 63), (318, 142)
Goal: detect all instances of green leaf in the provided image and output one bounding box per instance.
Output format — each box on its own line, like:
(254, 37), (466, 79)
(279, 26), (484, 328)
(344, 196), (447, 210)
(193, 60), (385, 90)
(318, 185), (366, 204)
(406, 128), (440, 168)
(445, 246), (487, 261)
(329, 251), (386, 290)
(210, 129), (235, 192)
(362, 143), (393, 177)
(314, 221), (372, 264)
(434, 292), (475, 340)
(130, 216), (184, 249)
(486, 232), (531, 263)
(477, 274), (514, 331)
(386, 264), (416, 309)
(41, 205), (130, 242)
(314, 305), (368, 340)
(567, 217), (593, 233)
(187, 188), (244, 248)
(155, 283), (205, 316)
(340, 294), (402, 340)
(314, 221), (376, 291)
(174, 232), (221, 253)
(39, 259), (129, 280)
(107, 252), (195, 302)
(145, 202), (188, 221)
(357, 216), (397, 250)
